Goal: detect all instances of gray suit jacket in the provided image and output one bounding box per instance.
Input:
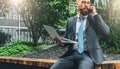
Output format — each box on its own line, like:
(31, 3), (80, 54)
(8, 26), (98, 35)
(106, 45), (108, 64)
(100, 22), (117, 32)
(63, 14), (110, 64)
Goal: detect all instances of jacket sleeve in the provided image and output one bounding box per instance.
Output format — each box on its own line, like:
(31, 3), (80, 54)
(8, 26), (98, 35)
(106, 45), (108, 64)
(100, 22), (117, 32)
(64, 18), (71, 39)
(90, 14), (110, 35)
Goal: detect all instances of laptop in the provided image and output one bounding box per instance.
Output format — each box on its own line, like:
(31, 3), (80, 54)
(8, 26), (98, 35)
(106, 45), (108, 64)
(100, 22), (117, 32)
(43, 25), (77, 44)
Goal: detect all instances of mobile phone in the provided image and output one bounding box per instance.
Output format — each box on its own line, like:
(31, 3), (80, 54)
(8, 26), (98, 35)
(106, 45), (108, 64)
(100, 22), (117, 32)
(89, 9), (93, 13)
(89, 5), (94, 13)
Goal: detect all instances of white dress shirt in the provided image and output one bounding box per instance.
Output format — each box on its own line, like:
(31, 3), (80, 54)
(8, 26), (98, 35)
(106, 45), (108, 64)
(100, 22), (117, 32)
(75, 14), (88, 40)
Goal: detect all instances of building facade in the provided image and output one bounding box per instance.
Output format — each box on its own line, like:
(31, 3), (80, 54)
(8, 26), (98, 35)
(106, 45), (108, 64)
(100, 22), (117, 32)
(0, 7), (32, 43)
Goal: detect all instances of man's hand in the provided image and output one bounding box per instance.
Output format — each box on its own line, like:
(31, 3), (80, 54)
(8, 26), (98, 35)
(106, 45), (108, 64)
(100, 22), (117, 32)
(53, 37), (64, 46)
(89, 6), (97, 16)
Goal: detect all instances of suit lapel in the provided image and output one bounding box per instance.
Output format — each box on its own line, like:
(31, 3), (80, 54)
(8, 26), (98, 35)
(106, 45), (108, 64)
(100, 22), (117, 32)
(72, 16), (77, 35)
(85, 15), (91, 31)
(85, 19), (89, 30)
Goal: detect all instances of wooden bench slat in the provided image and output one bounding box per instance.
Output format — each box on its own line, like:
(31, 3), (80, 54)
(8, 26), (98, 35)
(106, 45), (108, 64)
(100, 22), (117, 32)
(115, 63), (120, 69)
(0, 56), (120, 69)
(108, 64), (116, 69)
(102, 61), (120, 64)
(0, 56), (56, 67)
(102, 64), (108, 69)
(95, 65), (101, 69)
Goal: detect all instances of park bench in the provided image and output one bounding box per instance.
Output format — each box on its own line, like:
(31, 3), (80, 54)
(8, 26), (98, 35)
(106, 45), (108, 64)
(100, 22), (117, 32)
(0, 56), (120, 69)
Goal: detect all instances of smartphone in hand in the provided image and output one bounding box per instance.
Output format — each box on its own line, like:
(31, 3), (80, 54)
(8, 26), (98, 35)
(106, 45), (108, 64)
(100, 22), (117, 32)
(89, 9), (93, 13)
(89, 6), (93, 13)
(88, 6), (97, 15)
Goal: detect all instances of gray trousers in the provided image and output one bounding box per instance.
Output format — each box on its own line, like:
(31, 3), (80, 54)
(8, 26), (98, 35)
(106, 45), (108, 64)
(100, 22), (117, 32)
(50, 51), (94, 69)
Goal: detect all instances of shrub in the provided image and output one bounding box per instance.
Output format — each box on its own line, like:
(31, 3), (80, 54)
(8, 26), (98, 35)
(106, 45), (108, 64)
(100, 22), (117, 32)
(0, 42), (34, 56)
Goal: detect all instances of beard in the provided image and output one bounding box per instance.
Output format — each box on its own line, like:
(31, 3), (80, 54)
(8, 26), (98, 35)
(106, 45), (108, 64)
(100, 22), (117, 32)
(78, 8), (89, 16)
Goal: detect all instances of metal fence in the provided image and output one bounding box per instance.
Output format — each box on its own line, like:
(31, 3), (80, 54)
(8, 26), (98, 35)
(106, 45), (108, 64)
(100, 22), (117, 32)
(0, 26), (32, 43)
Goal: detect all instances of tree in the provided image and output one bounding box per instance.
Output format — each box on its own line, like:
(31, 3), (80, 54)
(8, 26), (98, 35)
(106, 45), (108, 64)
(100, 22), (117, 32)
(0, 0), (12, 16)
(19, 0), (69, 46)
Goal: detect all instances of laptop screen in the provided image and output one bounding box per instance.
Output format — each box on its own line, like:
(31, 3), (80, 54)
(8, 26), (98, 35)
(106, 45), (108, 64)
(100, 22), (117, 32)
(43, 25), (61, 39)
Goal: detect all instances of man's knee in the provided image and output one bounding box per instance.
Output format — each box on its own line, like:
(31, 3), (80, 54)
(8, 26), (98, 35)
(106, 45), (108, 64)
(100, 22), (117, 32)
(78, 60), (94, 69)
(50, 58), (74, 69)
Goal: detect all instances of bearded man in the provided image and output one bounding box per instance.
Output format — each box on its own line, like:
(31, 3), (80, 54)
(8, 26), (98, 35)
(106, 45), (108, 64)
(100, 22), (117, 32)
(50, 0), (110, 69)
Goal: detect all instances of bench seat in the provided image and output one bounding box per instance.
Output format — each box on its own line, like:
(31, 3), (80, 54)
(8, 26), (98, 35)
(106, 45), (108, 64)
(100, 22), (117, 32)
(0, 56), (120, 69)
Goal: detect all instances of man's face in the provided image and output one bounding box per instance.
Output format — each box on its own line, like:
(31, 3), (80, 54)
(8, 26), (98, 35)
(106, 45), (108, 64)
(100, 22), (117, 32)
(76, 0), (91, 15)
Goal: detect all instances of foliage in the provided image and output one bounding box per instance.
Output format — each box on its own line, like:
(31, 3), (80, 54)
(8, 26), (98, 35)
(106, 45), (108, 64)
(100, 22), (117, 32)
(0, 0), (12, 16)
(18, 0), (69, 46)
(98, 0), (120, 53)
(0, 12), (5, 16)
(0, 42), (34, 56)
(35, 43), (49, 50)
(0, 41), (52, 56)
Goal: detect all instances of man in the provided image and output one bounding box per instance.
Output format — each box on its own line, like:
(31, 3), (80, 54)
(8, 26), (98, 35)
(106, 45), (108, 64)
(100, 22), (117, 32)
(50, 0), (110, 69)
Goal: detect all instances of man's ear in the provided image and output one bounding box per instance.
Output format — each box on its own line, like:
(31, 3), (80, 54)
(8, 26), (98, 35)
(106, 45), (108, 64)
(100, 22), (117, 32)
(75, 2), (78, 7)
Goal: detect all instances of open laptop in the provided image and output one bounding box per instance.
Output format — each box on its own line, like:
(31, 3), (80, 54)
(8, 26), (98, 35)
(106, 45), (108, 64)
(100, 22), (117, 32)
(43, 25), (77, 44)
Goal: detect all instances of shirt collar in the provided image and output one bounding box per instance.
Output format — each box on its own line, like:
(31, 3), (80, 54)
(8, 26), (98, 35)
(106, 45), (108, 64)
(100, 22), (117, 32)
(77, 14), (88, 19)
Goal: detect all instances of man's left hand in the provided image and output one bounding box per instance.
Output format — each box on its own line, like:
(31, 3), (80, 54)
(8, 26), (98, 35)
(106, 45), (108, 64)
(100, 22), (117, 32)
(89, 6), (97, 16)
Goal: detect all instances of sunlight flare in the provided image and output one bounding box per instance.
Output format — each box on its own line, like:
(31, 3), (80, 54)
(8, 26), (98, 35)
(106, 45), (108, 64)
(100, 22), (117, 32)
(11, 0), (23, 6)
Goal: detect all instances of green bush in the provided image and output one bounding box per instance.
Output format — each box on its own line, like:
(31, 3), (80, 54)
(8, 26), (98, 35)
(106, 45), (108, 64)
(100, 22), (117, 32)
(0, 41), (51, 56)
(0, 42), (34, 56)
(95, 2), (120, 54)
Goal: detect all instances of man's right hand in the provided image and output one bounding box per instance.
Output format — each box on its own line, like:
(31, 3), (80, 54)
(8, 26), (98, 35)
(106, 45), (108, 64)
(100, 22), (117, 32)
(53, 37), (64, 46)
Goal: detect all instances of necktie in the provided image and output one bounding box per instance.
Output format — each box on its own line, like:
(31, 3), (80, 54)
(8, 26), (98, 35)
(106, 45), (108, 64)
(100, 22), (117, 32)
(78, 17), (84, 53)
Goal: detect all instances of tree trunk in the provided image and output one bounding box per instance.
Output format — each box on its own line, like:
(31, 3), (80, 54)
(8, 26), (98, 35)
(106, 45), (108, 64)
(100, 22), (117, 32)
(33, 38), (38, 47)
